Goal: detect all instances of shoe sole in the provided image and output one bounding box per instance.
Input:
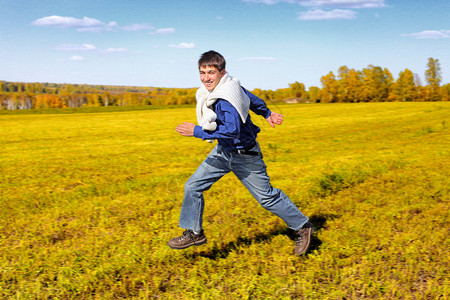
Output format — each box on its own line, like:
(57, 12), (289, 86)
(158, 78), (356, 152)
(168, 237), (207, 250)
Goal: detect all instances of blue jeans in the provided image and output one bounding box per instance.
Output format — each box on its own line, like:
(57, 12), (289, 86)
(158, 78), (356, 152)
(179, 142), (309, 232)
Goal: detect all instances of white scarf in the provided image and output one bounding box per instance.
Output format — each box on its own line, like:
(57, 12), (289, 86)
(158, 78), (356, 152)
(196, 73), (250, 133)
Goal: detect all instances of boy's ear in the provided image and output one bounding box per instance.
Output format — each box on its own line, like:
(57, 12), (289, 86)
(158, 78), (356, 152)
(221, 69), (226, 75)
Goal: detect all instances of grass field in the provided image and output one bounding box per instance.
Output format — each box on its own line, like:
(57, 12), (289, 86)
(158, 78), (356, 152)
(1, 102), (449, 299)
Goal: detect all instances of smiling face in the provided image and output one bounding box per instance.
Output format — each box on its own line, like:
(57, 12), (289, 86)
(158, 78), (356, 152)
(199, 65), (226, 91)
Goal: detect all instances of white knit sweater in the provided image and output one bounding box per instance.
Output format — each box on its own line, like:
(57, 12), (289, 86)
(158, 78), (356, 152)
(196, 73), (250, 133)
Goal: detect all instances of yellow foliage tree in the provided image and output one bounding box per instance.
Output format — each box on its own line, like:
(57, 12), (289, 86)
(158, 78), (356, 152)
(390, 69), (417, 101)
(319, 72), (339, 103)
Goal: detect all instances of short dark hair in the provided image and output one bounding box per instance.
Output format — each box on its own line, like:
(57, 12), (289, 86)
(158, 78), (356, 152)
(198, 50), (226, 72)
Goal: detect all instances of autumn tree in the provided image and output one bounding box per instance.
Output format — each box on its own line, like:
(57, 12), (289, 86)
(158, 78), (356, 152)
(319, 71), (339, 103)
(390, 69), (417, 101)
(289, 81), (306, 99)
(307, 86), (320, 103)
(34, 94), (66, 108)
(272, 88), (292, 102)
(425, 57), (442, 101)
(103, 92), (111, 107)
(360, 65), (392, 102)
(337, 66), (363, 102)
(440, 84), (449, 101)
(251, 88), (274, 103)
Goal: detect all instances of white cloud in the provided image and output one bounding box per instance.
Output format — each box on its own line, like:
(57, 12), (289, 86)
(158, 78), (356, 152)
(297, 0), (385, 8)
(169, 42), (196, 49)
(76, 21), (118, 32)
(238, 57), (278, 62)
(103, 48), (129, 53)
(69, 55), (85, 61)
(242, 0), (284, 4)
(57, 43), (129, 54)
(244, 0), (382, 21)
(298, 8), (356, 20)
(31, 16), (118, 32)
(32, 16), (103, 28)
(155, 28), (176, 34)
(31, 15), (156, 33)
(403, 30), (450, 39)
(243, 0), (385, 8)
(122, 23), (154, 31)
(57, 43), (97, 51)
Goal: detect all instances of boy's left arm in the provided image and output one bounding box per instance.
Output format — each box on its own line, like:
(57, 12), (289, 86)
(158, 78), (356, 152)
(266, 111), (284, 128)
(243, 87), (284, 127)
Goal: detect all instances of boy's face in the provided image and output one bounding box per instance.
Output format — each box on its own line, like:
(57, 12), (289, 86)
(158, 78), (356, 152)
(199, 66), (225, 91)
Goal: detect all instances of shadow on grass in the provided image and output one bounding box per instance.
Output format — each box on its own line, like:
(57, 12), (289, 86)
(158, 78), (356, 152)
(188, 213), (336, 260)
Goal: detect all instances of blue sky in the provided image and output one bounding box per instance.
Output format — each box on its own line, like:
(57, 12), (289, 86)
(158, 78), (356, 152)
(1, 0), (449, 90)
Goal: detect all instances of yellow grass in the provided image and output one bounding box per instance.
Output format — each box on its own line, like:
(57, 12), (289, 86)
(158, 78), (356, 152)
(1, 102), (449, 299)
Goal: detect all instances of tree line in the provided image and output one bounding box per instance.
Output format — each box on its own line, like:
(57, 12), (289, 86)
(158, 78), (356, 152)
(0, 83), (197, 110)
(1, 58), (448, 110)
(315, 58), (447, 103)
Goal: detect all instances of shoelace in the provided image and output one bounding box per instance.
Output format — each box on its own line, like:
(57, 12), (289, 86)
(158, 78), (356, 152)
(178, 230), (193, 241)
(295, 231), (304, 244)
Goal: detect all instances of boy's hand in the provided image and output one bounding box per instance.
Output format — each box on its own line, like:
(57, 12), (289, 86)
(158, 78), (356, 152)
(266, 112), (284, 128)
(176, 122), (196, 136)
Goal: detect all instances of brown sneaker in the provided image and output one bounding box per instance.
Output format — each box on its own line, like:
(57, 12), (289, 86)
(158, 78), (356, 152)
(294, 222), (314, 255)
(168, 229), (207, 250)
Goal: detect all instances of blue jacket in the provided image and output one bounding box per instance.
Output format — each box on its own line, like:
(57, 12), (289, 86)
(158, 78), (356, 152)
(193, 87), (271, 152)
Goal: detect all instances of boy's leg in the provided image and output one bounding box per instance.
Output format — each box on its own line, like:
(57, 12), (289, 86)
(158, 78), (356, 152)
(178, 145), (230, 231)
(231, 144), (308, 231)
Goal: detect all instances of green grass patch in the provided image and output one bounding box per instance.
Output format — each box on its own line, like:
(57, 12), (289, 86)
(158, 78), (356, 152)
(1, 102), (449, 298)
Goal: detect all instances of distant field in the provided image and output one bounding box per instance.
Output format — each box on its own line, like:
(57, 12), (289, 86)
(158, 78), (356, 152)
(1, 102), (449, 299)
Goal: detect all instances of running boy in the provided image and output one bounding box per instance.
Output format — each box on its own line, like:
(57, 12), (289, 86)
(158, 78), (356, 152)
(169, 50), (313, 255)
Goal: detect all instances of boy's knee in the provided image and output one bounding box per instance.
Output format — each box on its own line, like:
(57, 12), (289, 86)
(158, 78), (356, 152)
(184, 176), (204, 193)
(259, 197), (277, 209)
(256, 189), (282, 209)
(184, 179), (195, 192)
